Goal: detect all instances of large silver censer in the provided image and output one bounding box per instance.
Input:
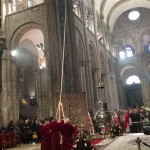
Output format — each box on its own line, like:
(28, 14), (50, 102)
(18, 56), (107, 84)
(96, 101), (111, 127)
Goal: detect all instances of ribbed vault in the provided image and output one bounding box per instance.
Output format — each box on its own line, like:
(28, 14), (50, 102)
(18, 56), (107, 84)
(95, 0), (150, 32)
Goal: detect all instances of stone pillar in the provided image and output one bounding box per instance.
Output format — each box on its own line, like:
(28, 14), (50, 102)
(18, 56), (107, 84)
(81, 1), (94, 110)
(41, 69), (47, 117)
(44, 49), (53, 117)
(104, 73), (112, 110)
(12, 0), (17, 13)
(1, 0), (7, 29)
(110, 76), (119, 110)
(1, 50), (9, 126)
(7, 52), (12, 120)
(11, 63), (18, 124)
(44, 69), (50, 117)
(79, 64), (86, 92)
(141, 78), (149, 105)
(36, 69), (42, 118)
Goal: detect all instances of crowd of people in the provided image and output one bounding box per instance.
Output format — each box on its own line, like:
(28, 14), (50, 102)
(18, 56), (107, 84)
(0, 105), (150, 149)
(0, 117), (76, 150)
(112, 106), (150, 133)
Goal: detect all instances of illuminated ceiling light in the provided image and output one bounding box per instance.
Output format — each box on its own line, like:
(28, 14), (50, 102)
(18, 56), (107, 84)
(128, 11), (140, 21)
(11, 50), (17, 56)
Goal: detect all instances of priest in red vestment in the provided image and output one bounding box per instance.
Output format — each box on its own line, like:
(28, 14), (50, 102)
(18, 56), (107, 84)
(40, 120), (51, 150)
(49, 119), (64, 150)
(60, 118), (75, 150)
(112, 110), (120, 126)
(124, 111), (129, 131)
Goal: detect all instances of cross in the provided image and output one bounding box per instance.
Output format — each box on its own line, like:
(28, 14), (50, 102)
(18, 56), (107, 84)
(135, 137), (141, 150)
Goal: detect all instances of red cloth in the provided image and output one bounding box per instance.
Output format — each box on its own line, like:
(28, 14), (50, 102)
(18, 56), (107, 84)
(124, 113), (129, 129)
(73, 126), (78, 136)
(0, 133), (6, 150)
(91, 139), (103, 145)
(113, 115), (120, 126)
(40, 124), (51, 150)
(49, 120), (64, 150)
(60, 123), (75, 150)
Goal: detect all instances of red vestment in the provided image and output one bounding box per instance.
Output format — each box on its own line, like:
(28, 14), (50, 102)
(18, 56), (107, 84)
(50, 121), (64, 150)
(0, 133), (3, 150)
(40, 124), (51, 150)
(124, 113), (129, 129)
(60, 123), (75, 150)
(113, 114), (120, 126)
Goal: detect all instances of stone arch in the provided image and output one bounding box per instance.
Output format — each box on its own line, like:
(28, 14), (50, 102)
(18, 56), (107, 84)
(75, 27), (85, 61)
(9, 22), (44, 49)
(9, 22), (45, 68)
(120, 65), (141, 85)
(7, 22), (49, 119)
(107, 1), (150, 32)
(75, 27), (86, 92)
(89, 41), (96, 67)
(125, 37), (136, 50)
(145, 61), (150, 81)
(140, 28), (150, 49)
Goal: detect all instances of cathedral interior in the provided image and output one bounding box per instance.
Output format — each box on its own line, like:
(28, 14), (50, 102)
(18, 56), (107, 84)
(0, 0), (150, 127)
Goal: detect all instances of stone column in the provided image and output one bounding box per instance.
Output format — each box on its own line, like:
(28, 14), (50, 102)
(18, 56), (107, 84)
(11, 63), (18, 123)
(1, 50), (9, 126)
(44, 69), (50, 117)
(110, 76), (119, 110)
(81, 1), (94, 110)
(41, 69), (46, 117)
(7, 52), (12, 120)
(141, 78), (149, 105)
(12, 0), (17, 13)
(104, 73), (112, 110)
(36, 69), (42, 118)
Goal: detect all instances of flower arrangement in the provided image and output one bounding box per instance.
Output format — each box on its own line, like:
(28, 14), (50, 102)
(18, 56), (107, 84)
(109, 123), (123, 137)
(73, 126), (96, 150)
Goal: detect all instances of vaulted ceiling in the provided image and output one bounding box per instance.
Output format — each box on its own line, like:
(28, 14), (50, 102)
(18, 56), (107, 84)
(95, 0), (150, 32)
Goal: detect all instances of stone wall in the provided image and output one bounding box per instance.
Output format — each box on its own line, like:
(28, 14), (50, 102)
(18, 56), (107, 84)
(113, 7), (150, 107)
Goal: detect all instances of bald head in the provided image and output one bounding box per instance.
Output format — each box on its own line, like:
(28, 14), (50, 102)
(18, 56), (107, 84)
(65, 118), (69, 123)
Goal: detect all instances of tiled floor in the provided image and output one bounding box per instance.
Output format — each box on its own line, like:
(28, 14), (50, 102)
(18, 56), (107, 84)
(7, 144), (40, 150)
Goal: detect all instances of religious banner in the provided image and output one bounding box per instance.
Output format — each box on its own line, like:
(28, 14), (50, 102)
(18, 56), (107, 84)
(56, 92), (88, 127)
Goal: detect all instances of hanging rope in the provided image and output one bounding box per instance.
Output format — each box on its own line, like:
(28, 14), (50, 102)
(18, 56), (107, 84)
(56, 0), (67, 121)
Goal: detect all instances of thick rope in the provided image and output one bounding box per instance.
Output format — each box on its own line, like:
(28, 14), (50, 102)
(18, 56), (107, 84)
(56, 0), (67, 120)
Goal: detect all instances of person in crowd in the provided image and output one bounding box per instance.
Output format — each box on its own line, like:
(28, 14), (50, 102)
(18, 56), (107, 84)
(40, 119), (51, 150)
(22, 119), (32, 144)
(7, 120), (14, 132)
(112, 110), (120, 126)
(60, 118), (75, 150)
(0, 124), (6, 133)
(118, 109), (125, 129)
(124, 110), (129, 132)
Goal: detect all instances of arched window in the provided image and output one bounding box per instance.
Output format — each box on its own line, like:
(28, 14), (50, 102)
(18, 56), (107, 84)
(126, 75), (141, 85)
(126, 47), (134, 57)
(148, 42), (150, 51)
(144, 41), (150, 52)
(119, 46), (135, 58)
